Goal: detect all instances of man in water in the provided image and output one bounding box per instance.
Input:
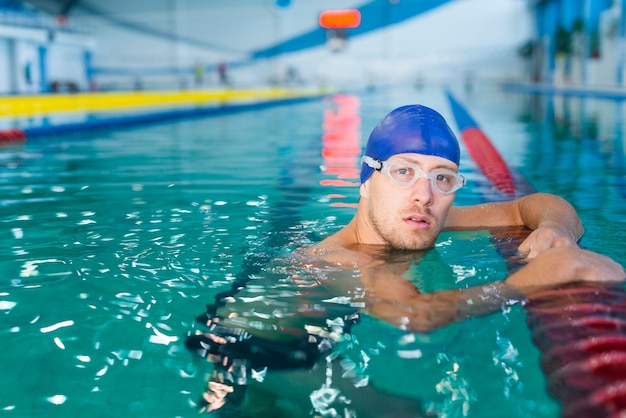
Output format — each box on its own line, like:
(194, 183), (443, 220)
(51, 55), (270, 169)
(188, 104), (625, 414)
(303, 104), (624, 332)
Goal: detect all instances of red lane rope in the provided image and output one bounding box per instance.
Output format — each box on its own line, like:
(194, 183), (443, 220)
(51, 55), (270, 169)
(460, 127), (516, 196)
(445, 91), (516, 197)
(447, 88), (626, 416)
(0, 129), (26, 144)
(562, 379), (626, 418)
(526, 285), (626, 417)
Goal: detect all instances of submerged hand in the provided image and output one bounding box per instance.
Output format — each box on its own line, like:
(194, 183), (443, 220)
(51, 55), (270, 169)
(185, 315), (236, 364)
(198, 359), (248, 414)
(201, 374), (234, 412)
(506, 247), (625, 293)
(518, 224), (580, 258)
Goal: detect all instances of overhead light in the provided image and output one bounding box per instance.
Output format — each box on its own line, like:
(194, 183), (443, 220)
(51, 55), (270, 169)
(319, 9), (361, 29)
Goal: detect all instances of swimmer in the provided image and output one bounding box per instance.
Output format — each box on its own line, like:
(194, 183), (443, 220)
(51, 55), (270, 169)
(305, 104), (625, 331)
(187, 104), (625, 414)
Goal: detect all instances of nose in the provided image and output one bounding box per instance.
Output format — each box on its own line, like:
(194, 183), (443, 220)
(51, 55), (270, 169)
(410, 176), (433, 206)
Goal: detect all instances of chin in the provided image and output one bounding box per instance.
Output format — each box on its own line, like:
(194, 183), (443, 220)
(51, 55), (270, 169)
(389, 237), (436, 251)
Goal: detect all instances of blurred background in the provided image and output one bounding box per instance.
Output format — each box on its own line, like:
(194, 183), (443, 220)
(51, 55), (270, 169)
(0, 0), (623, 93)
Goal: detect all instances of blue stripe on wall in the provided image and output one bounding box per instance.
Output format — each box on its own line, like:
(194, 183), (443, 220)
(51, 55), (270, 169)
(252, 0), (454, 59)
(88, 0), (453, 76)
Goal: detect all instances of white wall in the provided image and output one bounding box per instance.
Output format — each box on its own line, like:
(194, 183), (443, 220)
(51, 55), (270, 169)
(0, 19), (94, 94)
(13, 39), (40, 94)
(0, 38), (12, 93)
(0, 0), (534, 92)
(46, 42), (89, 89)
(68, 0), (533, 90)
(0, 24), (46, 94)
(264, 0), (533, 89)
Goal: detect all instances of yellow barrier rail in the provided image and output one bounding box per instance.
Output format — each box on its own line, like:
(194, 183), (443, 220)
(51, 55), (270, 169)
(0, 87), (332, 117)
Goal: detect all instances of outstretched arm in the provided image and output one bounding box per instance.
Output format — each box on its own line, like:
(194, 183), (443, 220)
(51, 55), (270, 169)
(445, 193), (583, 257)
(364, 247), (624, 333)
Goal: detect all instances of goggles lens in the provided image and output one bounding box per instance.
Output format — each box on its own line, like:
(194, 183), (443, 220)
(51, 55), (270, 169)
(362, 156), (465, 195)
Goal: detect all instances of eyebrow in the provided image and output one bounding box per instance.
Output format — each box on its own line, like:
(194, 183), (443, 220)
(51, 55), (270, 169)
(390, 158), (457, 171)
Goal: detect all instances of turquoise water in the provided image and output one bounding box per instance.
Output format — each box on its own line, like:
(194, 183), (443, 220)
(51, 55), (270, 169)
(0, 85), (624, 417)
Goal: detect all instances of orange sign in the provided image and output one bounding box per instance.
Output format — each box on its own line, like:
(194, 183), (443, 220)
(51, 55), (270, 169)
(319, 9), (361, 29)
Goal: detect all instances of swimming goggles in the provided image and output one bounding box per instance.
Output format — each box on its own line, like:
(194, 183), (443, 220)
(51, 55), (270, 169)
(361, 156), (466, 195)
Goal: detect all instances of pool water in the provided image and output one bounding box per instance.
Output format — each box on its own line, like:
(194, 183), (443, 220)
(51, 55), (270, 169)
(0, 84), (624, 417)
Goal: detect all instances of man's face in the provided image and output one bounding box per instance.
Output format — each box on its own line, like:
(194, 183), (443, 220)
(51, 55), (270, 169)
(360, 153), (458, 250)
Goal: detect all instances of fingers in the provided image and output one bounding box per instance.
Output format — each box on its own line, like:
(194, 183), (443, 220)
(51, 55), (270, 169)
(519, 227), (579, 259)
(506, 247), (624, 292)
(185, 331), (229, 363)
(518, 230), (545, 258)
(521, 240), (550, 259)
(205, 332), (228, 345)
(202, 385), (230, 412)
(578, 251), (625, 283)
(553, 248), (624, 283)
(208, 380), (234, 394)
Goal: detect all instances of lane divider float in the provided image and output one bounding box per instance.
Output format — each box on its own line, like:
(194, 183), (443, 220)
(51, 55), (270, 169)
(446, 91), (626, 417)
(445, 91), (516, 196)
(0, 128), (26, 144)
(526, 286), (626, 418)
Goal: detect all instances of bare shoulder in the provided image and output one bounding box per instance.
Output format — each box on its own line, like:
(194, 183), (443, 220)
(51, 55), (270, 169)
(304, 236), (372, 268)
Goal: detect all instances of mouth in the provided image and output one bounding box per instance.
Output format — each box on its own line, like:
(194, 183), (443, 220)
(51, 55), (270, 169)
(404, 215), (431, 230)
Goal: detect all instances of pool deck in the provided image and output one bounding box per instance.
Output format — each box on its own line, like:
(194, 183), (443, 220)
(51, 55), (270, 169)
(0, 87), (333, 143)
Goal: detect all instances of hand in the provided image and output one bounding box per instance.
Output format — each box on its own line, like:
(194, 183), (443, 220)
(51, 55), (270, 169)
(185, 316), (234, 364)
(518, 224), (580, 259)
(198, 358), (248, 414)
(506, 247), (625, 293)
(200, 370), (234, 412)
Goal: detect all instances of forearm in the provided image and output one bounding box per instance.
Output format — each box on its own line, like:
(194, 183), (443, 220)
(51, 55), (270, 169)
(368, 282), (527, 333)
(450, 281), (527, 319)
(370, 245), (625, 333)
(446, 193), (583, 241)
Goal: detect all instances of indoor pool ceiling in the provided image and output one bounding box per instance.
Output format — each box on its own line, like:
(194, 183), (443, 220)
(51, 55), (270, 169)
(21, 0), (367, 55)
(18, 0), (452, 57)
(22, 0), (77, 15)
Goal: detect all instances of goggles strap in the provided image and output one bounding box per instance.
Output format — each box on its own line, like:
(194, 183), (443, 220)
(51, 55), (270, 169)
(361, 156), (382, 170)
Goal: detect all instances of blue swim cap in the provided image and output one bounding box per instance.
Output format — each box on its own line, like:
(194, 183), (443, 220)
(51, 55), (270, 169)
(360, 105), (460, 183)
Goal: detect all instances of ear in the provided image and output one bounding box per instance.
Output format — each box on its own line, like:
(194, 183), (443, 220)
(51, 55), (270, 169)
(359, 181), (369, 199)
